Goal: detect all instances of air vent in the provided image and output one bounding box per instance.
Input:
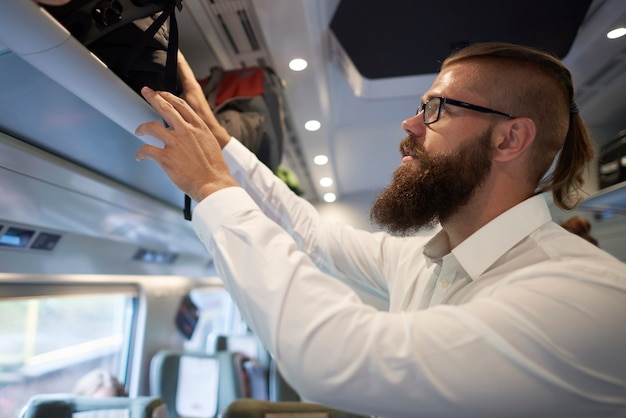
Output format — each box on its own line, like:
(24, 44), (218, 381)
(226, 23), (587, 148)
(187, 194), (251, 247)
(30, 232), (62, 251)
(0, 226), (34, 248)
(133, 248), (178, 264)
(0, 223), (62, 251)
(187, 0), (272, 68)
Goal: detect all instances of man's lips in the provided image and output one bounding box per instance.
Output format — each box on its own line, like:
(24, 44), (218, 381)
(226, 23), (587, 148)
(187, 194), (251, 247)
(402, 148), (419, 163)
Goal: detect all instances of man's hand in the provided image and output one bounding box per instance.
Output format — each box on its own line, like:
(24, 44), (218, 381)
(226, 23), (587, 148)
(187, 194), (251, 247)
(177, 51), (231, 149)
(135, 87), (238, 202)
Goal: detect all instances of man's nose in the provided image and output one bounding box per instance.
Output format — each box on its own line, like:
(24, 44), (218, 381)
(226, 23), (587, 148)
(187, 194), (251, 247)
(401, 113), (425, 138)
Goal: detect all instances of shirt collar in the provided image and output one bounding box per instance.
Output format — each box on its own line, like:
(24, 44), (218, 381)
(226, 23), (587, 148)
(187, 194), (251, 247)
(424, 194), (553, 280)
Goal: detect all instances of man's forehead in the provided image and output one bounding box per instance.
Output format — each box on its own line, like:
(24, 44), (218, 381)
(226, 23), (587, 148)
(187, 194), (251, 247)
(423, 63), (486, 101)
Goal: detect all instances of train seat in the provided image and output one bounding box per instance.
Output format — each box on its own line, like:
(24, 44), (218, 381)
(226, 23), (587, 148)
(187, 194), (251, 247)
(149, 350), (241, 418)
(209, 333), (301, 402)
(211, 332), (309, 404)
(210, 334), (270, 400)
(221, 398), (370, 418)
(18, 393), (167, 418)
(209, 333), (270, 366)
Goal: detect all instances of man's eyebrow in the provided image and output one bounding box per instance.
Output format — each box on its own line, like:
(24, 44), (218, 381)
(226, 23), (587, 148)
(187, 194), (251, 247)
(420, 94), (439, 103)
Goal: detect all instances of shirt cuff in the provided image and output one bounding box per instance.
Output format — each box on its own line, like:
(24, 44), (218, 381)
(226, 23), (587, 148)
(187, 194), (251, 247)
(222, 137), (249, 171)
(191, 186), (258, 245)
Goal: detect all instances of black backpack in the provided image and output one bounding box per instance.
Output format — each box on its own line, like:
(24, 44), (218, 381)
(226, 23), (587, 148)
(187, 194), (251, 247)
(42, 0), (181, 94)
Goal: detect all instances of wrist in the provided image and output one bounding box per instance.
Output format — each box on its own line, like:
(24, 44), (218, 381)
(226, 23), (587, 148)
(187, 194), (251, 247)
(194, 179), (239, 202)
(203, 119), (230, 149)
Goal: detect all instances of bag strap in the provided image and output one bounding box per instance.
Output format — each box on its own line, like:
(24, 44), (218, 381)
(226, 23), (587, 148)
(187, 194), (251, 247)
(155, 2), (193, 221)
(117, 0), (180, 84)
(155, 3), (191, 221)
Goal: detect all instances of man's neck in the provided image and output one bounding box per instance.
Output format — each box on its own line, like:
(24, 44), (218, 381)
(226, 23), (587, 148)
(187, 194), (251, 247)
(442, 185), (533, 249)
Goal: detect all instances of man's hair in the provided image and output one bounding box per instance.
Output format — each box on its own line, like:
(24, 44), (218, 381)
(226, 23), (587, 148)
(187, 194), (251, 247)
(441, 42), (594, 210)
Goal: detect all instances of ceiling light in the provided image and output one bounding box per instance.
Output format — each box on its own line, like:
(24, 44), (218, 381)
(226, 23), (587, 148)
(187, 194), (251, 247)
(314, 154), (328, 165)
(289, 58), (308, 71)
(305, 120), (321, 131)
(607, 27), (626, 39)
(323, 192), (336, 203)
(320, 177), (333, 187)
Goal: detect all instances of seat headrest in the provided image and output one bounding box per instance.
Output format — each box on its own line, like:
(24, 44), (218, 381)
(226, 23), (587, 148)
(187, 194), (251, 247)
(19, 394), (166, 418)
(150, 350), (236, 418)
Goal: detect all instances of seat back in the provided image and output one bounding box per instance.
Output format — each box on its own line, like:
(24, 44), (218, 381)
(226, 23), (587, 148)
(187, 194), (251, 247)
(210, 333), (302, 402)
(222, 399), (369, 418)
(149, 350), (240, 418)
(19, 393), (167, 418)
(211, 334), (270, 401)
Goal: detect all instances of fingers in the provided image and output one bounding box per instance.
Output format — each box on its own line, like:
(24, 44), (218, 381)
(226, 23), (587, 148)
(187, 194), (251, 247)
(177, 50), (195, 83)
(140, 87), (183, 130)
(135, 119), (174, 147)
(135, 87), (198, 149)
(135, 143), (162, 162)
(139, 87), (204, 132)
(177, 50), (204, 98)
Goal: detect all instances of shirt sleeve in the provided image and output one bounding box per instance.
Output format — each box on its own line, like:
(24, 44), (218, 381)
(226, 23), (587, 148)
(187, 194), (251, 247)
(221, 138), (391, 305)
(192, 187), (626, 417)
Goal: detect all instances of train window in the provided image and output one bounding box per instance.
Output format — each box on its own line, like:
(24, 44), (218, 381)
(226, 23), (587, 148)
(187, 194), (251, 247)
(0, 284), (137, 418)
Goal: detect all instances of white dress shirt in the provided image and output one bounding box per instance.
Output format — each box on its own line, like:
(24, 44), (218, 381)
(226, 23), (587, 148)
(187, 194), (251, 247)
(192, 139), (626, 418)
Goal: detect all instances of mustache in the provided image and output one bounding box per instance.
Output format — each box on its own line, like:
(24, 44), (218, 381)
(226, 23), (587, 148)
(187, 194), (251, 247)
(399, 135), (427, 158)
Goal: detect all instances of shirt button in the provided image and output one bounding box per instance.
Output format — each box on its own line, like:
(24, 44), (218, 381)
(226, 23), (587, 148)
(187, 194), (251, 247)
(440, 278), (450, 288)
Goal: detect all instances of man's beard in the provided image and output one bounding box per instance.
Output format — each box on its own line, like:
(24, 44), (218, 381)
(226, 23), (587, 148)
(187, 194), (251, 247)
(370, 129), (493, 235)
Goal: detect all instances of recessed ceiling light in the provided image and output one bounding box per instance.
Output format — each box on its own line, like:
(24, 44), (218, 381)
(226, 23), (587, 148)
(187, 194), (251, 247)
(320, 177), (333, 187)
(314, 154), (328, 165)
(289, 58), (308, 71)
(607, 27), (626, 39)
(323, 192), (336, 203)
(305, 120), (321, 131)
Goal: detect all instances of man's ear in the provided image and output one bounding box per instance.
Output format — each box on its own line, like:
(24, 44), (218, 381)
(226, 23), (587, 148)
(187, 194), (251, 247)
(492, 118), (536, 162)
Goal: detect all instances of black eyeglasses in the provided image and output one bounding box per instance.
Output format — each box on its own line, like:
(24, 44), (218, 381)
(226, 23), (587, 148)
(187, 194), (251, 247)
(417, 97), (515, 125)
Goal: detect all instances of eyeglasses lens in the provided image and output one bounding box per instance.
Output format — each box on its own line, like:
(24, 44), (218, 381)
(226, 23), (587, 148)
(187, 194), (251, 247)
(424, 98), (441, 124)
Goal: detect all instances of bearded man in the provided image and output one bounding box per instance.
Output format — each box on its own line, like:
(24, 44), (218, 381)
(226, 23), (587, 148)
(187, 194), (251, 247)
(135, 44), (626, 417)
